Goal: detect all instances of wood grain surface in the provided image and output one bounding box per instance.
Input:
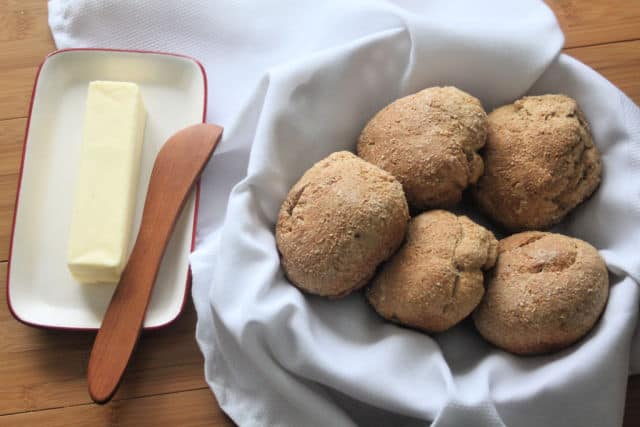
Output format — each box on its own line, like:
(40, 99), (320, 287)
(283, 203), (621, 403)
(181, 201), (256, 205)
(0, 1), (638, 426)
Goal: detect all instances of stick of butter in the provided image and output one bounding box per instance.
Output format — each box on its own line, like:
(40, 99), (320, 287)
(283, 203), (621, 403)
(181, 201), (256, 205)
(67, 81), (146, 283)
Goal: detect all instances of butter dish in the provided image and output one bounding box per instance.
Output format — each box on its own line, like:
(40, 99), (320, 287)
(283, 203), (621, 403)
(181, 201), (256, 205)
(7, 48), (207, 329)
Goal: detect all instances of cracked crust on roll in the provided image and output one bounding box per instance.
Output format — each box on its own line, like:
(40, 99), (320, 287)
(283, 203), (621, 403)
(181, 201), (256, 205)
(366, 210), (498, 333)
(357, 86), (488, 211)
(473, 231), (609, 355)
(276, 151), (410, 298)
(473, 94), (602, 231)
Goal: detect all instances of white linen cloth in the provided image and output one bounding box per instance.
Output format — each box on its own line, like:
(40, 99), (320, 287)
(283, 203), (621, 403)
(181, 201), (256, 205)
(48, 1), (640, 425)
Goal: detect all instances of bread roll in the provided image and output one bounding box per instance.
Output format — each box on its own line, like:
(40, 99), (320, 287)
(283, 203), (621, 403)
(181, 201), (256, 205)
(358, 86), (488, 211)
(473, 94), (601, 231)
(473, 231), (609, 355)
(276, 151), (409, 297)
(367, 210), (497, 332)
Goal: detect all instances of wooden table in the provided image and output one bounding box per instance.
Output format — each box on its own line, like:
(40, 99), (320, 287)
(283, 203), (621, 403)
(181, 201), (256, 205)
(0, 1), (638, 425)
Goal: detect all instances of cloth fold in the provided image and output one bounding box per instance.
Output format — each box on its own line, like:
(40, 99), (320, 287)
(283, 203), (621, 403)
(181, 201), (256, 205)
(48, 1), (640, 426)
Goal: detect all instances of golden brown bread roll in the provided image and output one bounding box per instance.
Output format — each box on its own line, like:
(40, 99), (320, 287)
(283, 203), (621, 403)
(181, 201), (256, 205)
(276, 151), (409, 297)
(473, 231), (609, 355)
(366, 210), (498, 333)
(473, 94), (602, 231)
(357, 86), (488, 211)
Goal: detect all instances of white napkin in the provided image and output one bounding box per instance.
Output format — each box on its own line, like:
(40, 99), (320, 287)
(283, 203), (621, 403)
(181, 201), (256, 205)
(48, 1), (640, 426)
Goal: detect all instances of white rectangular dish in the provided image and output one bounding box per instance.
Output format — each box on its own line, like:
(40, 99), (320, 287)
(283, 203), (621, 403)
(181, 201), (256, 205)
(7, 48), (207, 329)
